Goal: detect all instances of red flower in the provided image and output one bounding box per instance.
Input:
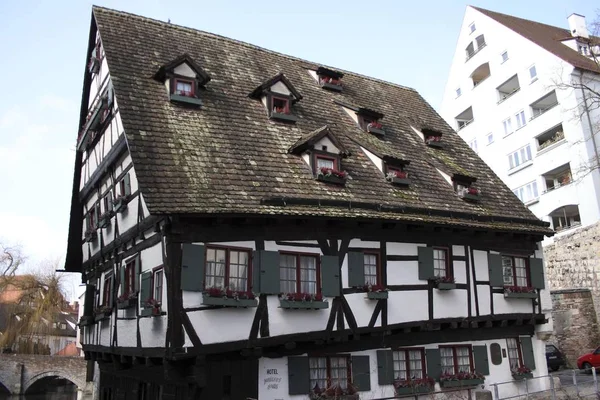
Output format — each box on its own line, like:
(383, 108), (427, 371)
(467, 187), (479, 195)
(426, 135), (442, 142)
(504, 285), (535, 294)
(367, 121), (383, 130)
(394, 376), (435, 389)
(435, 276), (455, 284)
(363, 283), (388, 292)
(319, 167), (348, 179)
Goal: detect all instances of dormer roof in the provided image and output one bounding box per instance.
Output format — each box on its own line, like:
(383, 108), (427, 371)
(153, 53), (211, 86)
(452, 173), (477, 185)
(249, 73), (303, 102)
(349, 133), (409, 166)
(289, 126), (349, 156)
(316, 66), (344, 79)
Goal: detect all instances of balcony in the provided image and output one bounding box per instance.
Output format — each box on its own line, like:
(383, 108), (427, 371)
(471, 62), (491, 88)
(549, 204), (581, 233)
(465, 34), (487, 62)
(542, 163), (572, 194)
(497, 74), (520, 104)
(530, 91), (558, 121)
(456, 106), (474, 131)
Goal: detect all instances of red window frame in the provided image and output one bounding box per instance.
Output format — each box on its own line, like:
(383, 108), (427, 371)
(502, 255), (530, 287)
(315, 154), (338, 171)
(102, 274), (112, 306)
(123, 260), (136, 295)
(173, 78), (195, 97)
(392, 347), (426, 380)
(271, 95), (290, 114)
(151, 266), (164, 304)
(279, 251), (321, 294)
(363, 251), (381, 286)
(506, 338), (524, 369)
(308, 355), (352, 390)
(439, 345), (474, 375)
(204, 245), (253, 291)
(433, 247), (451, 278)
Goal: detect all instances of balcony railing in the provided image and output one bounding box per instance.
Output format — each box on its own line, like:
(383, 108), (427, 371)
(530, 103), (559, 121)
(457, 119), (474, 131)
(465, 42), (487, 62)
(497, 87), (520, 105)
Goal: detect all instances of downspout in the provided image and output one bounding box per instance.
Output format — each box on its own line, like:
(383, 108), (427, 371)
(578, 71), (600, 171)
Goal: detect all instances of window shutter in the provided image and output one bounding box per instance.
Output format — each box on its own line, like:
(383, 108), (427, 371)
(473, 345), (490, 375)
(529, 258), (545, 289)
(140, 271), (152, 308)
(120, 264), (126, 294)
(425, 349), (441, 381)
(418, 247), (434, 281)
(123, 173), (132, 196)
(488, 253), (505, 287)
(347, 252), (365, 288)
(108, 275), (114, 308)
(107, 191), (114, 211)
(288, 356), (310, 395)
(94, 203), (100, 227)
(181, 244), (205, 292)
(134, 255), (141, 292)
(352, 355), (371, 392)
(520, 336), (536, 370)
(256, 250), (280, 294)
(376, 350), (394, 385)
(321, 255), (340, 297)
(84, 285), (95, 316)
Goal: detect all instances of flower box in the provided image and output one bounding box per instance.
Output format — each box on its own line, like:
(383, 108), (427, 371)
(270, 112), (298, 122)
(117, 297), (137, 309)
(79, 316), (95, 326)
(84, 229), (97, 242)
(140, 307), (162, 317)
(440, 378), (485, 388)
(279, 299), (329, 310)
(321, 82), (343, 92)
(97, 213), (112, 229)
(317, 174), (346, 185)
(367, 291), (388, 300)
(504, 292), (537, 299)
(389, 176), (411, 186)
(311, 395), (358, 400)
(512, 372), (533, 380)
(94, 312), (110, 322)
(461, 192), (481, 201)
(436, 282), (457, 290)
(367, 125), (385, 136)
(170, 94), (203, 106)
(113, 196), (129, 213)
(395, 386), (434, 396)
(202, 294), (258, 308)
(426, 136), (444, 148)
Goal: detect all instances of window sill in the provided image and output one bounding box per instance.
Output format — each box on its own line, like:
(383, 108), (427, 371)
(388, 176), (411, 186)
(202, 294), (258, 308)
(279, 299), (329, 310)
(504, 291), (537, 299)
(94, 312), (111, 322)
(170, 94), (203, 106)
(270, 112), (298, 123)
(440, 378), (485, 388)
(367, 291), (388, 300)
(536, 139), (566, 156)
(507, 161), (533, 176)
(113, 196), (130, 213)
(436, 282), (457, 291)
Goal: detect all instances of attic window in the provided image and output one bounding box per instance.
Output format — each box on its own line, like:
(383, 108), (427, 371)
(154, 54), (211, 108)
(423, 129), (444, 149)
(313, 150), (347, 185)
(385, 164), (410, 186)
(174, 79), (195, 97)
(271, 95), (290, 115)
(316, 67), (344, 92)
(249, 73), (302, 123)
(358, 112), (385, 137)
(453, 176), (481, 202)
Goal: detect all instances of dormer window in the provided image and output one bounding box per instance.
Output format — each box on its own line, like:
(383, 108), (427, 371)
(271, 95), (291, 115)
(453, 175), (481, 202)
(385, 164), (410, 186)
(250, 73), (302, 123)
(358, 109), (385, 137)
(316, 67), (344, 92)
(154, 54), (211, 107)
(424, 132), (444, 149)
(316, 154), (337, 170)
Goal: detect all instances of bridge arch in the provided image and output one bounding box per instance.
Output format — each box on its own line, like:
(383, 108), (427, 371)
(23, 371), (85, 394)
(0, 380), (11, 396)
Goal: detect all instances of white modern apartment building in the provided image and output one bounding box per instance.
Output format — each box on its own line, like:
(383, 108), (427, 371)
(441, 6), (600, 242)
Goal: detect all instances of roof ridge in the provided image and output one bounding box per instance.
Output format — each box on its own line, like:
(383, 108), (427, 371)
(470, 6), (571, 33)
(92, 5), (418, 93)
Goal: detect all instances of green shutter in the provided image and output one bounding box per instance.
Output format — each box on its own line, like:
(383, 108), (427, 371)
(529, 258), (545, 289)
(488, 253), (504, 287)
(140, 271), (152, 307)
(348, 252), (365, 288)
(181, 244), (205, 291)
(134, 255), (141, 292)
(376, 350), (394, 385)
(473, 345), (490, 375)
(120, 264), (126, 294)
(425, 349), (441, 381)
(352, 355), (371, 392)
(521, 336), (536, 370)
(123, 173), (132, 196)
(418, 247), (434, 281)
(94, 203), (100, 227)
(321, 255), (340, 297)
(257, 250), (280, 294)
(288, 356), (310, 395)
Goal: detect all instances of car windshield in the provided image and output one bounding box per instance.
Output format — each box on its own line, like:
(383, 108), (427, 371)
(546, 345), (557, 353)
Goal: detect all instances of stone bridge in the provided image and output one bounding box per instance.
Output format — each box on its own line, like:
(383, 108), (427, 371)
(0, 354), (93, 398)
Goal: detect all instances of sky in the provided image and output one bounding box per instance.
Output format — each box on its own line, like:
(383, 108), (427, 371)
(0, 0), (597, 299)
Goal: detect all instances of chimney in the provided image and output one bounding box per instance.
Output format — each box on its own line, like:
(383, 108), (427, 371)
(568, 13), (589, 38)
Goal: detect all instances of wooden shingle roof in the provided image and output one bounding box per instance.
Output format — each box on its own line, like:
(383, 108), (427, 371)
(91, 6), (551, 235)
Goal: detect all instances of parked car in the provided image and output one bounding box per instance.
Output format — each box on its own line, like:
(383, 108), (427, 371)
(576, 347), (600, 372)
(546, 344), (566, 371)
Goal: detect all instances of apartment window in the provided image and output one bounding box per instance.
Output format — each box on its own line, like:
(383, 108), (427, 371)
(433, 248), (449, 278)
(513, 181), (539, 203)
(153, 268), (163, 304)
(393, 348), (426, 380)
(280, 253), (319, 294)
(468, 139), (478, 153)
(502, 117), (513, 136)
(456, 87), (462, 98)
(515, 110), (527, 129)
(103, 274), (112, 306)
(506, 338), (524, 369)
(529, 65), (537, 81)
(502, 256), (529, 287)
(508, 145), (532, 169)
(501, 51), (508, 63)
(364, 252), (380, 286)
(441, 346), (473, 375)
(486, 133), (494, 145)
(123, 260), (136, 295)
(309, 356), (351, 391)
(469, 23), (476, 33)
(205, 247), (251, 291)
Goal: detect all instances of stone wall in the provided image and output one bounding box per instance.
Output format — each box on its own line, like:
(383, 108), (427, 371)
(550, 289), (600, 367)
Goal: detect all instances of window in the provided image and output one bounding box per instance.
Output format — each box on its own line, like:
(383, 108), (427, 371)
(497, 74), (520, 103)
(393, 348), (425, 380)
(455, 107), (474, 130)
(486, 133), (494, 145)
(316, 154), (337, 170)
(456, 88), (462, 98)
(441, 346), (473, 375)
(309, 356), (351, 392)
(280, 253), (319, 294)
(469, 23), (476, 33)
(468, 139), (478, 153)
(118, 174), (131, 198)
(60, 323), (66, 330)
(501, 51), (508, 63)
(502, 256), (529, 287)
(529, 65), (537, 81)
(364, 252), (380, 285)
(87, 206), (98, 230)
(502, 117), (513, 136)
(174, 79), (194, 97)
(506, 338), (524, 369)
(272, 96), (290, 115)
(433, 248), (449, 278)
(508, 145), (532, 170)
(102, 192), (112, 214)
(102, 274), (112, 306)
(515, 110), (527, 129)
(513, 181), (539, 203)
(153, 268), (163, 304)
(475, 34), (486, 50)
(123, 260), (136, 295)
(205, 247), (251, 291)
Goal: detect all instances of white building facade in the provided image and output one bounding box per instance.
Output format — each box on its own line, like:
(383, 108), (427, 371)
(441, 7), (600, 243)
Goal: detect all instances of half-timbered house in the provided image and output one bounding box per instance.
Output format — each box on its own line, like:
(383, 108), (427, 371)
(66, 7), (555, 399)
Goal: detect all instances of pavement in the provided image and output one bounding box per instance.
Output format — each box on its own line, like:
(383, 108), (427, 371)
(550, 367), (597, 387)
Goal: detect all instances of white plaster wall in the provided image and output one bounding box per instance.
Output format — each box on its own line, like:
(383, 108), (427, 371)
(117, 319), (137, 347)
(361, 147), (383, 172)
(173, 62), (196, 78)
(139, 316), (167, 348)
(433, 289), (468, 319)
(387, 291), (428, 325)
(270, 81), (291, 95)
(314, 137), (340, 154)
(341, 107), (359, 124)
(188, 307), (257, 344)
